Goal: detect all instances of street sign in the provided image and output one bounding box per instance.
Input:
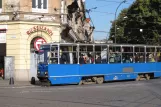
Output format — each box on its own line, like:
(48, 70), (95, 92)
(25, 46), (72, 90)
(34, 38), (46, 51)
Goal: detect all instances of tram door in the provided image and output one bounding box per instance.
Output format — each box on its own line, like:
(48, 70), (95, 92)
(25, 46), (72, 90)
(30, 51), (44, 80)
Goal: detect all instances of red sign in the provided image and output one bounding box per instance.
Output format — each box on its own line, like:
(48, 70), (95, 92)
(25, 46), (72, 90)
(34, 38), (47, 51)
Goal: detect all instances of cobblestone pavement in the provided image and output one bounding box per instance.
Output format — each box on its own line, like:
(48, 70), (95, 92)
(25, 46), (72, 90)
(0, 78), (161, 107)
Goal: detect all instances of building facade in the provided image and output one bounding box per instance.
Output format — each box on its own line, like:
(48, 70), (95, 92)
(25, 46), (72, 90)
(0, 0), (94, 81)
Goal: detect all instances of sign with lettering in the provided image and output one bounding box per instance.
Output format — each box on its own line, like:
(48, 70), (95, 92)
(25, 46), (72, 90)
(34, 38), (47, 51)
(26, 26), (53, 36)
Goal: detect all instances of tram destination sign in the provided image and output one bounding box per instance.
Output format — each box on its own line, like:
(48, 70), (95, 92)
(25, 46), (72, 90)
(26, 26), (53, 36)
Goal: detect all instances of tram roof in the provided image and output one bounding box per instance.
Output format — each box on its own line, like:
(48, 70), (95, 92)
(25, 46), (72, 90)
(41, 42), (161, 47)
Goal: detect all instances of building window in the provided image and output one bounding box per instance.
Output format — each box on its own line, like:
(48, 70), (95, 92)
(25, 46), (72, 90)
(32, 0), (48, 13)
(0, 0), (2, 13)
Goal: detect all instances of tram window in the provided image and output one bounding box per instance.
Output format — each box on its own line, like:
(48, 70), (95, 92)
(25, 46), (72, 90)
(134, 47), (145, 63)
(60, 46), (76, 64)
(73, 46), (78, 64)
(123, 47), (133, 52)
(79, 45), (94, 64)
(146, 47), (155, 53)
(156, 47), (161, 62)
(49, 45), (58, 64)
(101, 45), (107, 64)
(122, 46), (133, 63)
(80, 46), (86, 52)
(109, 46), (121, 63)
(79, 46), (86, 64)
(134, 47), (144, 52)
(146, 47), (156, 62)
(95, 46), (101, 64)
(94, 45), (108, 64)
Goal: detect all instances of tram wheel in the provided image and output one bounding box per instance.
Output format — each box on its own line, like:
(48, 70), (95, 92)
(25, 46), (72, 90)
(145, 74), (150, 80)
(78, 80), (85, 85)
(46, 81), (51, 86)
(136, 75), (140, 81)
(96, 77), (104, 84)
(92, 77), (97, 82)
(78, 80), (83, 85)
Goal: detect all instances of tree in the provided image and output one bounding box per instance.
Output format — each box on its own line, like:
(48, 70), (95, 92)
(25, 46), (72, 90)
(109, 0), (161, 45)
(109, 8), (128, 43)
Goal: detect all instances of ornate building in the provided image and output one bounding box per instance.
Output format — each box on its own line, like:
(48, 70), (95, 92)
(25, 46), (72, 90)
(61, 0), (94, 43)
(0, 0), (94, 81)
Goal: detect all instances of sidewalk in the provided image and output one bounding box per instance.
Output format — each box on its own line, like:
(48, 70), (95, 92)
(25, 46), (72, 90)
(0, 78), (33, 87)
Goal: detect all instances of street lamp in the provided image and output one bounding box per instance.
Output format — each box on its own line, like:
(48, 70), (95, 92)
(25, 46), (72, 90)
(114, 0), (126, 44)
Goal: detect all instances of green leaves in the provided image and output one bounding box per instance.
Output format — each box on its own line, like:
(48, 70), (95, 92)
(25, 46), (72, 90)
(109, 0), (161, 44)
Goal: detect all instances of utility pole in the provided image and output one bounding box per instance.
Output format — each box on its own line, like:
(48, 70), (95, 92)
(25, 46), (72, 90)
(114, 0), (126, 44)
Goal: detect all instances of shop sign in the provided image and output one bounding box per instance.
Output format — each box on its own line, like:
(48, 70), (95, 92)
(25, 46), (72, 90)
(26, 26), (53, 36)
(34, 38), (47, 51)
(0, 32), (6, 43)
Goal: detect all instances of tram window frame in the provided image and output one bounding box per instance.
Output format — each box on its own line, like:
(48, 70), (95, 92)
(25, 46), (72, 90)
(109, 45), (121, 64)
(122, 46), (133, 63)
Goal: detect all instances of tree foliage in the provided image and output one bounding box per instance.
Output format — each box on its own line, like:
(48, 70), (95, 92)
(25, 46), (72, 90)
(109, 0), (161, 45)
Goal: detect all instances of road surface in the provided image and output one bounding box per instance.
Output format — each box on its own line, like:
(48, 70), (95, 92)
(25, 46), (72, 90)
(0, 79), (161, 107)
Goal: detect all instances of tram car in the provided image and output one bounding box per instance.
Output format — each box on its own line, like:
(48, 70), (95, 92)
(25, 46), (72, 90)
(36, 43), (161, 85)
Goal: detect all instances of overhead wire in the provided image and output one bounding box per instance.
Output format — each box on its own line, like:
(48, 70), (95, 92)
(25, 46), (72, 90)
(96, 0), (132, 5)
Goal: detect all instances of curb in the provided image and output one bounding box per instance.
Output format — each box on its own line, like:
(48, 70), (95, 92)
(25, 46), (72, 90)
(0, 80), (41, 87)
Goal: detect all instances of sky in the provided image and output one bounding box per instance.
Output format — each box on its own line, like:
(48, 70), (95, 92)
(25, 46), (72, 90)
(85, 0), (136, 40)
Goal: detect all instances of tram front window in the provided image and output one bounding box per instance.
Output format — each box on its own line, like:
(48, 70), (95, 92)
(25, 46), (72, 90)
(38, 45), (50, 64)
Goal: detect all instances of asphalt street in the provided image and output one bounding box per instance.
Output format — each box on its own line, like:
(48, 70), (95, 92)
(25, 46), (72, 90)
(0, 79), (161, 107)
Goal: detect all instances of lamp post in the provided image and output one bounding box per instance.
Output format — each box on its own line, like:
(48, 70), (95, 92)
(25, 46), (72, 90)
(114, 0), (126, 44)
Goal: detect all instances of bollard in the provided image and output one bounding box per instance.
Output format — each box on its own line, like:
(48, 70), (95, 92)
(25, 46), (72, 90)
(31, 77), (35, 85)
(9, 77), (14, 85)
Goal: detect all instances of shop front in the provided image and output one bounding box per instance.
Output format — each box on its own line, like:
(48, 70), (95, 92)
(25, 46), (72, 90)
(0, 25), (7, 79)
(5, 21), (61, 81)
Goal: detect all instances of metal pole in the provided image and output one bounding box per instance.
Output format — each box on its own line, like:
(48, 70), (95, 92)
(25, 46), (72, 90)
(114, 0), (126, 44)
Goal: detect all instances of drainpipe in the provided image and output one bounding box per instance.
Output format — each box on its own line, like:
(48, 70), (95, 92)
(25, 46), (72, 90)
(61, 0), (64, 23)
(60, 0), (65, 43)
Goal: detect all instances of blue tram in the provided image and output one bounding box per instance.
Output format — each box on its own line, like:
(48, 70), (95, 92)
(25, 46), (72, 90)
(37, 43), (161, 85)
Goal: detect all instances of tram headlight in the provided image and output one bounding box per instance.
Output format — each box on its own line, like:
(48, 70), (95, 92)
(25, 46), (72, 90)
(44, 71), (48, 75)
(37, 71), (40, 74)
